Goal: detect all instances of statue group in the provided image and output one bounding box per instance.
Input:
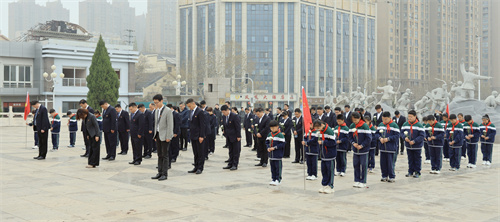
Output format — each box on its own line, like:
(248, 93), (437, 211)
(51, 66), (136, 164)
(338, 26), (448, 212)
(323, 58), (499, 119)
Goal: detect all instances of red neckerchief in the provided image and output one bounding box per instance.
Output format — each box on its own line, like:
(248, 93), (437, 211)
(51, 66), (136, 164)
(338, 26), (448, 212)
(270, 129), (281, 147)
(409, 119), (419, 134)
(468, 121), (474, 133)
(431, 120), (437, 134)
(459, 120), (465, 124)
(320, 124), (329, 141)
(485, 121), (492, 132)
(354, 120), (365, 137)
(338, 123), (346, 136)
(96, 114), (101, 118)
(451, 121), (459, 134)
(307, 129), (314, 140)
(51, 113), (58, 125)
(369, 123), (373, 128)
(384, 120), (394, 133)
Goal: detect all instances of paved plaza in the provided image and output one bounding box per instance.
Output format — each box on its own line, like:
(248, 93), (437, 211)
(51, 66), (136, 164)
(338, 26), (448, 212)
(1, 125), (499, 221)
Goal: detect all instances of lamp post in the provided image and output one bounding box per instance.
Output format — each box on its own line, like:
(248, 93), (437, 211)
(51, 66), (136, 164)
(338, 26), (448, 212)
(285, 48), (292, 105)
(42, 65), (65, 110)
(172, 75), (187, 96)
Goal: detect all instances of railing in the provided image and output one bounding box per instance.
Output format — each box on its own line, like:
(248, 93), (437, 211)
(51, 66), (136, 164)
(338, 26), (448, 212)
(2, 82), (33, 88)
(62, 78), (87, 87)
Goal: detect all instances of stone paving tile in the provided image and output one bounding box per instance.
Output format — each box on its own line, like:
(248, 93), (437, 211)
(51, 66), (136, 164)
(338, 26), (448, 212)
(0, 126), (499, 221)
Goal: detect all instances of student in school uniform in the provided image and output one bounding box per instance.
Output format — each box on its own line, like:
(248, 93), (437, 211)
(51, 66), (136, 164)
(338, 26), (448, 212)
(479, 114), (496, 166)
(314, 120), (337, 194)
(425, 115), (445, 174)
(364, 115), (378, 173)
(401, 110), (425, 178)
(378, 111), (401, 183)
(348, 112), (372, 188)
(302, 124), (319, 180)
(27, 110), (39, 149)
(49, 109), (61, 151)
(67, 111), (78, 148)
(422, 116), (431, 164)
(458, 113), (467, 160)
(206, 107), (217, 157)
(439, 113), (451, 162)
(446, 114), (464, 171)
(266, 120), (286, 186)
(334, 114), (350, 177)
(463, 115), (480, 168)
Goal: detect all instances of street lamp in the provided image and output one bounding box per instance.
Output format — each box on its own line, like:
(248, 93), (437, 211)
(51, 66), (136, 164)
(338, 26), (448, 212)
(172, 74), (186, 95)
(43, 65), (65, 109)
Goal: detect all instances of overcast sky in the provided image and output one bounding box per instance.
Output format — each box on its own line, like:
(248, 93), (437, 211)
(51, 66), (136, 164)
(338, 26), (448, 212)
(0, 0), (148, 37)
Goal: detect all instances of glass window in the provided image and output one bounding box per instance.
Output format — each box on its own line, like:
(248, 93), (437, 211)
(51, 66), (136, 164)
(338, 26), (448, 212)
(4, 66), (9, 81)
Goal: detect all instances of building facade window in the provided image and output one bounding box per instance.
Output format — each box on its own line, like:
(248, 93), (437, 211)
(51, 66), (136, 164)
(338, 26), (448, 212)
(62, 67), (87, 87)
(3, 65), (32, 88)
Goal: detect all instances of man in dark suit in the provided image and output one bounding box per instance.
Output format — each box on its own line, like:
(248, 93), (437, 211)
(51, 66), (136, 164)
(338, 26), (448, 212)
(200, 101), (211, 160)
(151, 94), (174, 181)
(168, 104), (181, 163)
(324, 106), (335, 128)
(275, 107), (283, 122)
(344, 105), (353, 127)
(186, 98), (206, 174)
(360, 108), (371, 120)
(179, 102), (190, 151)
(79, 99), (95, 157)
(100, 100), (117, 161)
(292, 108), (304, 163)
(243, 108), (254, 148)
(283, 104), (291, 117)
(281, 111), (293, 158)
(255, 107), (270, 167)
(310, 107), (318, 120)
(31, 101), (50, 160)
(139, 103), (154, 159)
(221, 105), (241, 170)
(393, 110), (407, 155)
(317, 107), (328, 123)
(128, 103), (145, 165)
(115, 104), (130, 155)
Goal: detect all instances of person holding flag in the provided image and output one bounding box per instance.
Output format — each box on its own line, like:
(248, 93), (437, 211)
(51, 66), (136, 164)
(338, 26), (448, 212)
(348, 112), (372, 188)
(401, 110), (425, 178)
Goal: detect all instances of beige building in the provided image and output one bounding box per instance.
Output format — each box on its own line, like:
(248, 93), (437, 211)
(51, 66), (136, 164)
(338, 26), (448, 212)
(480, 0), (500, 94)
(79, 0), (135, 41)
(145, 0), (177, 55)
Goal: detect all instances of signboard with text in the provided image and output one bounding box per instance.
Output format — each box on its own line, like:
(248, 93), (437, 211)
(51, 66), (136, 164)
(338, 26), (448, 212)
(230, 93), (297, 102)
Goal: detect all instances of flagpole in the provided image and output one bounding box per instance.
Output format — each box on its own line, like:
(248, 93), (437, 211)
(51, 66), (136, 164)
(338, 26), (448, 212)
(301, 87), (306, 191)
(25, 120), (28, 149)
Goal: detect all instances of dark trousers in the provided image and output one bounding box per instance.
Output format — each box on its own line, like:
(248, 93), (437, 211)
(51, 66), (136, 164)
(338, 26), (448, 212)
(353, 154), (368, 183)
(104, 131), (117, 158)
(424, 143), (430, 160)
(257, 138), (268, 164)
(69, 132), (76, 146)
(407, 149), (422, 174)
(449, 147), (461, 169)
(143, 132), (153, 156)
(83, 131), (90, 155)
(156, 134), (170, 176)
(37, 131), (48, 158)
(180, 128), (189, 149)
(131, 136), (143, 163)
(207, 133), (215, 154)
(306, 154), (318, 176)
(321, 160), (335, 188)
(170, 136), (180, 161)
(34, 132), (39, 146)
(118, 131), (129, 153)
(399, 138), (405, 153)
(227, 139), (241, 167)
(368, 148), (376, 169)
(461, 141), (467, 157)
(192, 139), (205, 171)
(294, 135), (304, 161)
(430, 146), (443, 171)
(51, 134), (59, 149)
(481, 143), (493, 162)
(336, 151), (347, 173)
(467, 143), (478, 164)
(443, 139), (450, 158)
(88, 136), (100, 166)
(245, 129), (253, 146)
(270, 160), (282, 182)
(380, 152), (395, 179)
(284, 134), (291, 158)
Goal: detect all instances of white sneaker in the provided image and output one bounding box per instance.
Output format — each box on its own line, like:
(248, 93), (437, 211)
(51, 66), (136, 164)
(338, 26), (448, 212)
(486, 161), (491, 166)
(269, 180), (277, 186)
(435, 170), (441, 174)
(318, 186), (326, 193)
(32, 145), (38, 149)
(470, 164), (476, 168)
(255, 158), (261, 161)
(306, 176), (312, 180)
(368, 168), (374, 173)
(461, 156), (466, 160)
(446, 158), (450, 162)
(334, 172), (340, 176)
(274, 181), (281, 186)
(209, 152), (214, 156)
(323, 187), (335, 194)
(430, 170), (435, 174)
(424, 160), (431, 164)
(482, 161), (487, 165)
(358, 183), (366, 188)
(449, 168), (456, 171)
(353, 182), (360, 188)
(340, 172), (345, 177)
(82, 147), (86, 150)
(466, 163), (471, 168)
(310, 175), (318, 180)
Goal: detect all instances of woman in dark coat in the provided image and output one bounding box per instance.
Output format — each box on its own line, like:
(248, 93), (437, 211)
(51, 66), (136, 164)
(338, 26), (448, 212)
(76, 108), (101, 168)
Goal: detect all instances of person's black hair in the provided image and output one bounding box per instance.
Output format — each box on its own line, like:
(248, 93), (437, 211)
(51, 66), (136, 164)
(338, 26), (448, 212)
(185, 98), (194, 104)
(49, 109), (55, 113)
(114, 104), (121, 108)
(138, 104), (145, 108)
(449, 114), (457, 120)
(30, 100), (39, 106)
(174, 106), (180, 112)
(282, 111), (289, 116)
(422, 116), (428, 122)
(255, 107), (264, 113)
(31, 110), (36, 114)
(200, 100), (206, 105)
(334, 107), (341, 111)
(206, 107), (213, 112)
(232, 107), (238, 112)
(284, 104), (289, 107)
(351, 112), (361, 119)
(354, 108), (360, 112)
(277, 107), (282, 111)
(310, 107), (316, 111)
(382, 111), (391, 118)
(427, 115), (435, 121)
(94, 110), (101, 115)
(166, 104), (173, 108)
(269, 120), (279, 127)
(225, 101), (231, 105)
(66, 111), (72, 115)
(442, 113), (449, 118)
(245, 107), (249, 111)
(179, 102), (185, 105)
(98, 100), (106, 106)
(129, 103), (137, 107)
(195, 102), (201, 107)
(153, 94), (163, 101)
(464, 115), (472, 122)
(375, 104), (382, 110)
(395, 110), (400, 115)
(364, 115), (371, 121)
(76, 108), (89, 120)
(265, 108), (270, 112)
(336, 114), (344, 120)
(221, 105), (229, 111)
(79, 99), (87, 104)
(294, 108), (302, 113)
(359, 108), (364, 112)
(457, 113), (463, 117)
(317, 107), (323, 111)
(482, 114), (490, 120)
(313, 120), (325, 127)
(344, 104), (350, 108)
(325, 106), (331, 110)
(408, 110), (417, 116)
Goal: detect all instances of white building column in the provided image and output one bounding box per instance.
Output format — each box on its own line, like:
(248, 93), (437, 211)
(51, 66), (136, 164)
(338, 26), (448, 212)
(272, 2), (279, 93)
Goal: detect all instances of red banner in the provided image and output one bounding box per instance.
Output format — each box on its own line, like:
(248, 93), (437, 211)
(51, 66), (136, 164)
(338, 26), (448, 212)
(302, 87), (313, 133)
(24, 92), (30, 121)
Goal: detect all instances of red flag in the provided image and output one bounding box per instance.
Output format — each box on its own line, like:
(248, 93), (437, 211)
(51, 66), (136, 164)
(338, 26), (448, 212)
(301, 87), (313, 133)
(24, 92), (30, 121)
(446, 104), (450, 118)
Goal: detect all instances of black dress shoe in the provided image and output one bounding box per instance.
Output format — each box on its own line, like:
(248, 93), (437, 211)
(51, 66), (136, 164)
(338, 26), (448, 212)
(152, 150), (157, 153)
(171, 159), (176, 163)
(223, 145), (228, 148)
(129, 161), (135, 164)
(300, 161), (304, 164)
(108, 157), (115, 161)
(134, 162), (141, 165)
(195, 170), (202, 174)
(205, 156), (209, 160)
(251, 148), (257, 151)
(151, 174), (161, 179)
(158, 175), (167, 181)
(102, 156), (110, 160)
(188, 169), (197, 173)
(224, 159), (230, 163)
(230, 166), (237, 170)
(145, 155), (152, 159)
(292, 160), (299, 163)
(37, 157), (45, 160)
(168, 165), (171, 169)
(223, 165), (232, 169)
(118, 152), (127, 155)
(81, 154), (89, 157)
(255, 163), (263, 166)
(33, 156), (40, 159)
(182, 148), (187, 151)
(400, 152), (404, 155)
(262, 163), (267, 167)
